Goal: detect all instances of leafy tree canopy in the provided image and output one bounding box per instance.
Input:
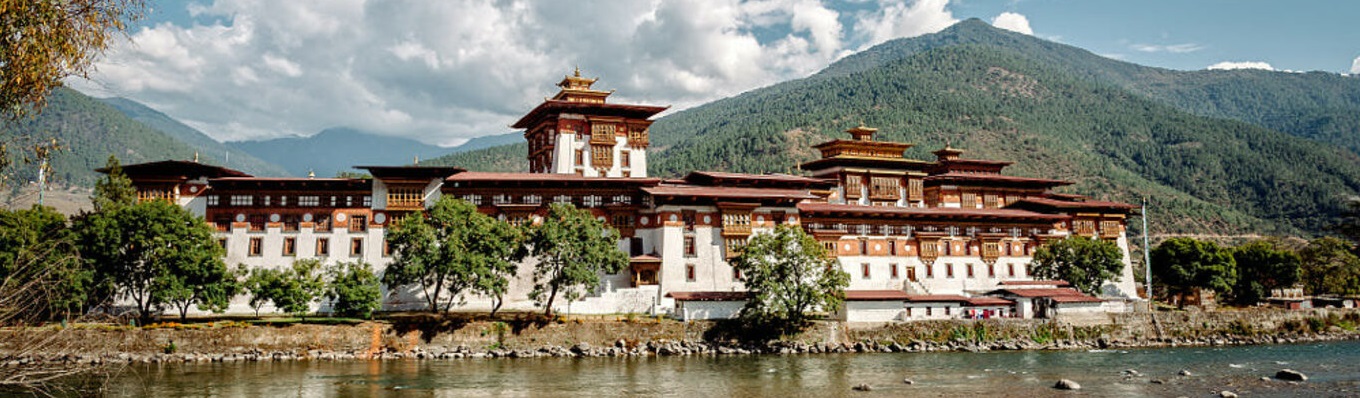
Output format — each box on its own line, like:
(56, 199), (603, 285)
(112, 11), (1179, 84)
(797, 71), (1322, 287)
(1030, 236), (1124, 296)
(1298, 237), (1360, 297)
(91, 155), (136, 212)
(527, 203), (627, 317)
(0, 0), (143, 119)
(325, 261), (382, 319)
(1151, 237), (1237, 304)
(383, 197), (525, 313)
(731, 225), (849, 335)
(1230, 239), (1302, 305)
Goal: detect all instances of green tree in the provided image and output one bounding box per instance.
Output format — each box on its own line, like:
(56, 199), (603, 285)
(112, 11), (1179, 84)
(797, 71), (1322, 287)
(731, 225), (849, 334)
(241, 265), (277, 317)
(1298, 237), (1360, 296)
(157, 241), (235, 321)
(1029, 236), (1125, 296)
(1151, 237), (1237, 307)
(91, 155), (135, 212)
(1230, 240), (1302, 305)
(262, 259), (325, 315)
(527, 203), (627, 317)
(0, 0), (143, 118)
(383, 197), (525, 313)
(73, 200), (223, 323)
(0, 205), (87, 322)
(325, 261), (382, 319)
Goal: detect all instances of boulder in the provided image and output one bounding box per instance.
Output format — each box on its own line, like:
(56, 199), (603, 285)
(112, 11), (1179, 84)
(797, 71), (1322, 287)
(1219, 391), (1238, 398)
(1178, 369), (1193, 377)
(902, 378), (915, 385)
(852, 383), (873, 392)
(1274, 369), (1307, 381)
(1053, 379), (1081, 390)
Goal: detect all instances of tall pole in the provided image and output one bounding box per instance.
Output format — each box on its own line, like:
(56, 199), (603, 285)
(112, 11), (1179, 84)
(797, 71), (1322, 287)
(1142, 197), (1152, 305)
(37, 157), (46, 206)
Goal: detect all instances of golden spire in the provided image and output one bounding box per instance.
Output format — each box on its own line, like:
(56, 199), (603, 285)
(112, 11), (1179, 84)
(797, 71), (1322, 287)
(308, 169), (315, 179)
(414, 155), (420, 165)
(193, 151), (199, 162)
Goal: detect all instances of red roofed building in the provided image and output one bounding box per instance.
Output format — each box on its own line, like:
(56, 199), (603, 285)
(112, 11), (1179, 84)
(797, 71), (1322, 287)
(101, 70), (1141, 320)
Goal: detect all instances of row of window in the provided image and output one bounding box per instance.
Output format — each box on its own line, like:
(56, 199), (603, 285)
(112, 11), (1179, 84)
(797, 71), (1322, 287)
(855, 262), (1029, 280)
(227, 236), (389, 258)
(212, 214), (369, 232)
(824, 240), (1033, 257)
(209, 195), (370, 208)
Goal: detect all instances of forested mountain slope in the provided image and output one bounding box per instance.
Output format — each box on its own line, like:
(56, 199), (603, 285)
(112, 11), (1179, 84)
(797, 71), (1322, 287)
(99, 97), (289, 177)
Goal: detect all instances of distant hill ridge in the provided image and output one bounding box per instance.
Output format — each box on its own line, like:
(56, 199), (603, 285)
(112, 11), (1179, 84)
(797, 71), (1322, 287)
(99, 97), (289, 177)
(226, 127), (455, 178)
(428, 19), (1360, 236)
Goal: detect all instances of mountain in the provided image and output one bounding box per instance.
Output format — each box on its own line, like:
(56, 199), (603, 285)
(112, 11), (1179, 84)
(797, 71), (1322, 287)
(432, 19), (1360, 236)
(814, 19), (1360, 155)
(1, 87), (234, 189)
(98, 97), (289, 177)
(227, 127), (451, 177)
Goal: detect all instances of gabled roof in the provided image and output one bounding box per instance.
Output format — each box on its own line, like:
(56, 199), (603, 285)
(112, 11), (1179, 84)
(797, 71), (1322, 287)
(988, 287), (1101, 304)
(966, 297), (1015, 306)
(683, 171), (836, 189)
(101, 160), (250, 180)
(998, 280), (1072, 287)
(511, 100), (668, 129)
(209, 177), (371, 191)
(924, 172), (1072, 188)
(446, 172), (662, 188)
(666, 291), (750, 301)
(902, 294), (971, 303)
(356, 166), (464, 180)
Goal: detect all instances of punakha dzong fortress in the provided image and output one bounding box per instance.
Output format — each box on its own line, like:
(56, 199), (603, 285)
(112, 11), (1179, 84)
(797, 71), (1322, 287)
(105, 70), (1143, 322)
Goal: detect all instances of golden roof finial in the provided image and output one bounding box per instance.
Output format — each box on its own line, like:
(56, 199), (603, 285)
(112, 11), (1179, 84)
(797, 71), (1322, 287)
(574, 66), (581, 77)
(308, 169), (315, 179)
(414, 155), (420, 165)
(193, 151), (199, 163)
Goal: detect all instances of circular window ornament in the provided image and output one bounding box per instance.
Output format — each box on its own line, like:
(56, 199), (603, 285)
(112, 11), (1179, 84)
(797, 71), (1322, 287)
(875, 244), (882, 251)
(235, 214), (246, 223)
(843, 243), (852, 251)
(669, 214), (678, 222)
(789, 217), (797, 223)
(189, 185), (199, 193)
(374, 213), (387, 224)
(640, 217), (650, 226)
(756, 215), (765, 223)
(269, 214), (280, 223)
(302, 213), (314, 222)
(703, 215), (712, 224)
(335, 213), (347, 222)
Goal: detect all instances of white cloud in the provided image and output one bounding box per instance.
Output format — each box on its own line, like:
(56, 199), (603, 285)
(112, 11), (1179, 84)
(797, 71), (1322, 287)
(1351, 56), (1360, 74)
(1206, 61), (1275, 71)
(70, 0), (968, 146)
(1131, 43), (1205, 53)
(853, 0), (958, 49)
(990, 12), (1032, 35)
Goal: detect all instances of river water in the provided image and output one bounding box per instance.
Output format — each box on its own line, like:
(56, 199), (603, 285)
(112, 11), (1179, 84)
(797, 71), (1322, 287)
(104, 340), (1360, 397)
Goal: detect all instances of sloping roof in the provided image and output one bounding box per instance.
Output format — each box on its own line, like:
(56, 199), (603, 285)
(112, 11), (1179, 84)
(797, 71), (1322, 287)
(643, 185), (818, 200)
(844, 290), (912, 301)
(102, 160), (251, 179)
(683, 171), (835, 189)
(209, 177), (371, 191)
(666, 291), (750, 301)
(797, 203), (1069, 222)
(629, 254), (662, 263)
(356, 166), (464, 180)
(511, 100), (668, 128)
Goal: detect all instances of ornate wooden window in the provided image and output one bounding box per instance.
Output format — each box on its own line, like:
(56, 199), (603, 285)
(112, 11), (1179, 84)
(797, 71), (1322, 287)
(822, 241), (837, 257)
(686, 264), (696, 282)
(388, 187), (423, 209)
(524, 195), (542, 205)
(870, 176), (900, 200)
(721, 212), (752, 235)
(889, 263), (899, 279)
(350, 215), (368, 232)
(1100, 220), (1122, 238)
(314, 215), (331, 232)
(983, 193), (999, 209)
(298, 196), (320, 206)
(724, 238), (745, 258)
(682, 210), (696, 231)
(206, 195), (219, 206)
(248, 214), (266, 232)
(248, 237), (262, 256)
(961, 192), (978, 208)
(919, 240), (939, 266)
(946, 263), (955, 278)
(907, 178), (924, 201)
(627, 124), (649, 147)
(982, 242), (1001, 265)
(966, 264), (975, 278)
(684, 236), (696, 257)
(844, 174), (864, 199)
(620, 151), (631, 169)
(137, 186), (176, 203)
(460, 194), (482, 205)
(1008, 263), (1016, 277)
(1074, 219), (1097, 235)
(316, 238), (330, 256)
(282, 237), (296, 256)
(230, 195), (253, 206)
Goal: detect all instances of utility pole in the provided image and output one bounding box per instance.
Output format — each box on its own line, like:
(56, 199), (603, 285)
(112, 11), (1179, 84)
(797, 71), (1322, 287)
(37, 156), (46, 206)
(1142, 197), (1152, 306)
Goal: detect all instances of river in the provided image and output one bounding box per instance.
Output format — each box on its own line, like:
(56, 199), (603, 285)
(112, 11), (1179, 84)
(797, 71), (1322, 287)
(104, 340), (1360, 397)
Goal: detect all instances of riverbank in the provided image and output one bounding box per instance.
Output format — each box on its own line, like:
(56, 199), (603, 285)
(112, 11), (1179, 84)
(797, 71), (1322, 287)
(2, 308), (1358, 366)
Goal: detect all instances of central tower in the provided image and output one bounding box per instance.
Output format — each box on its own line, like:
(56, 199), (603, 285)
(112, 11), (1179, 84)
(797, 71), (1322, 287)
(512, 69), (668, 177)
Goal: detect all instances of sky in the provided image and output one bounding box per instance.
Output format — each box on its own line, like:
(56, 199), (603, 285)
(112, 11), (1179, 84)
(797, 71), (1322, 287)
(67, 0), (1360, 147)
